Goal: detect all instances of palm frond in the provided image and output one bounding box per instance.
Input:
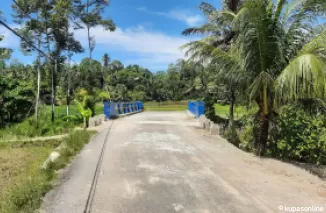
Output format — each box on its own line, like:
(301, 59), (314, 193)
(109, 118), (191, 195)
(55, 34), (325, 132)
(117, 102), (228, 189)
(282, 0), (324, 59)
(182, 23), (221, 36)
(276, 53), (326, 102)
(199, 2), (217, 19)
(274, 0), (287, 21)
(298, 29), (326, 56)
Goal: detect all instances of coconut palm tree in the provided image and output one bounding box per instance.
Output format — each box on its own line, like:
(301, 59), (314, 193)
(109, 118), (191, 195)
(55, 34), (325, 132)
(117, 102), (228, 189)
(182, 0), (245, 130)
(182, 0), (243, 49)
(183, 0), (326, 155)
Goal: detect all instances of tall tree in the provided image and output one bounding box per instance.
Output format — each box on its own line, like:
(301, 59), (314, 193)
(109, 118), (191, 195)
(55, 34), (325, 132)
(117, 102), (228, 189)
(80, 0), (116, 73)
(12, 0), (46, 124)
(182, 0), (244, 127)
(45, 0), (84, 122)
(101, 53), (110, 91)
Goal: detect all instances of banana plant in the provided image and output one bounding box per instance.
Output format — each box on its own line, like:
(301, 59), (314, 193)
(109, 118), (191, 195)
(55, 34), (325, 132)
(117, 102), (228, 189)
(74, 99), (92, 129)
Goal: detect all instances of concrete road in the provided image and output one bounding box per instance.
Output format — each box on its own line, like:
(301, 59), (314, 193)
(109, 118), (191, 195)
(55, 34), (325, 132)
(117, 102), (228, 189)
(41, 112), (326, 213)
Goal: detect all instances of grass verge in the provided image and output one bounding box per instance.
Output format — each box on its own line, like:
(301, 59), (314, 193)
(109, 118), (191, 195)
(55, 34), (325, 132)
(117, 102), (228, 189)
(0, 104), (104, 140)
(0, 130), (94, 213)
(214, 103), (253, 119)
(144, 101), (188, 111)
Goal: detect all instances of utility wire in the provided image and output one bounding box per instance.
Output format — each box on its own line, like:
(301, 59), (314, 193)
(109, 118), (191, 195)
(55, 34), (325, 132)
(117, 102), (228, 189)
(12, 0), (33, 20)
(0, 20), (51, 60)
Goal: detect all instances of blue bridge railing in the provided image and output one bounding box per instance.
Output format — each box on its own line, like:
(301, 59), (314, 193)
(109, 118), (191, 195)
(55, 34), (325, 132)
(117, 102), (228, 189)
(188, 101), (205, 118)
(104, 101), (144, 119)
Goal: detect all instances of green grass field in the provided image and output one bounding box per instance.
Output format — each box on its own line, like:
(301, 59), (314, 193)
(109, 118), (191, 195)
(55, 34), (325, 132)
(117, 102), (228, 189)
(0, 138), (60, 213)
(50, 104), (104, 118)
(0, 131), (93, 213)
(214, 104), (251, 119)
(144, 101), (188, 111)
(142, 101), (248, 117)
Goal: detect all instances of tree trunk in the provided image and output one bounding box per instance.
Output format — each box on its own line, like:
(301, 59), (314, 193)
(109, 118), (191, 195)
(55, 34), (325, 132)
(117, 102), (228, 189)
(255, 89), (271, 156)
(66, 54), (71, 118)
(35, 35), (41, 125)
(83, 117), (87, 129)
(86, 117), (89, 128)
(257, 113), (269, 156)
(87, 26), (94, 73)
(229, 88), (235, 128)
(51, 58), (56, 123)
(86, 0), (93, 74)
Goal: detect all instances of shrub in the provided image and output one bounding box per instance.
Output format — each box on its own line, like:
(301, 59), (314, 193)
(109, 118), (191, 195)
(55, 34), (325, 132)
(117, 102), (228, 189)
(0, 114), (83, 139)
(224, 126), (240, 146)
(96, 91), (110, 102)
(268, 106), (326, 165)
(239, 124), (255, 152)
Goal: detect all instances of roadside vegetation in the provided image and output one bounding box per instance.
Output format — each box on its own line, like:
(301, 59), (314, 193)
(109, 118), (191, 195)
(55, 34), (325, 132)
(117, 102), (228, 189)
(0, 130), (94, 213)
(0, 104), (104, 141)
(183, 0), (326, 165)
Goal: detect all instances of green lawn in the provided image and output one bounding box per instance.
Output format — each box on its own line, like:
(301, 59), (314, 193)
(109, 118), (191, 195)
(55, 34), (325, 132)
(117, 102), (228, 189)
(142, 101), (249, 116)
(144, 101), (188, 111)
(214, 104), (252, 119)
(50, 104), (104, 118)
(214, 104), (230, 117)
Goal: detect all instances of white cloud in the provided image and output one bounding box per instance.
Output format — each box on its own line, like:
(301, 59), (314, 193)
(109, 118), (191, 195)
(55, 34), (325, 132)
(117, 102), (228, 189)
(0, 24), (20, 48)
(137, 7), (204, 27)
(159, 10), (204, 27)
(136, 7), (148, 12)
(74, 25), (196, 70)
(0, 23), (197, 70)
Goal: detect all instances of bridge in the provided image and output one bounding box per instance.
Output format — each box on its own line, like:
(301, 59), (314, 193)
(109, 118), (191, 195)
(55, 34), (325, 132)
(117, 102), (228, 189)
(40, 108), (325, 213)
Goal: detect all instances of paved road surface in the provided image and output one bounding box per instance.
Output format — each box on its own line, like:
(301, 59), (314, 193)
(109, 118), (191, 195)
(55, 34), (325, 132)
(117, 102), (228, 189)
(41, 112), (326, 213)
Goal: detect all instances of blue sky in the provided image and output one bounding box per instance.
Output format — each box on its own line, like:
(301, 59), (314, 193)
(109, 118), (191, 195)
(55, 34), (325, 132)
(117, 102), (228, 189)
(0, 0), (219, 71)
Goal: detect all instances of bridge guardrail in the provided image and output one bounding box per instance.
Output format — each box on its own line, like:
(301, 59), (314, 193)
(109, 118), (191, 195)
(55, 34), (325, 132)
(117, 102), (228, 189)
(104, 101), (144, 119)
(188, 101), (205, 118)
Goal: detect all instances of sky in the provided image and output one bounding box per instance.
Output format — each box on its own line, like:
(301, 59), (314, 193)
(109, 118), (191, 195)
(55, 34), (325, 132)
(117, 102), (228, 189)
(0, 0), (219, 71)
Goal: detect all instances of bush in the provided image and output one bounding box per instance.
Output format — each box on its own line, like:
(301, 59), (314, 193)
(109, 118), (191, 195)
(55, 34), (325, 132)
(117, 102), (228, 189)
(204, 94), (217, 121)
(239, 124), (255, 151)
(1, 114), (83, 139)
(238, 106), (326, 165)
(96, 91), (110, 102)
(268, 106), (326, 165)
(224, 126), (240, 146)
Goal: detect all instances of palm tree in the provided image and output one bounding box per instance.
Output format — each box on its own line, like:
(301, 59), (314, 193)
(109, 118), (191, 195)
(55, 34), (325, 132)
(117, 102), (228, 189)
(183, 0), (326, 155)
(182, 0), (243, 49)
(182, 0), (244, 129)
(101, 53), (111, 90)
(102, 53), (111, 68)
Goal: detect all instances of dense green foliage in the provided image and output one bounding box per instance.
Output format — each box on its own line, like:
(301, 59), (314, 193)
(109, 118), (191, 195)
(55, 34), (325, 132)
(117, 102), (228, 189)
(271, 107), (326, 165)
(183, 0), (326, 163)
(240, 106), (326, 165)
(0, 65), (35, 126)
